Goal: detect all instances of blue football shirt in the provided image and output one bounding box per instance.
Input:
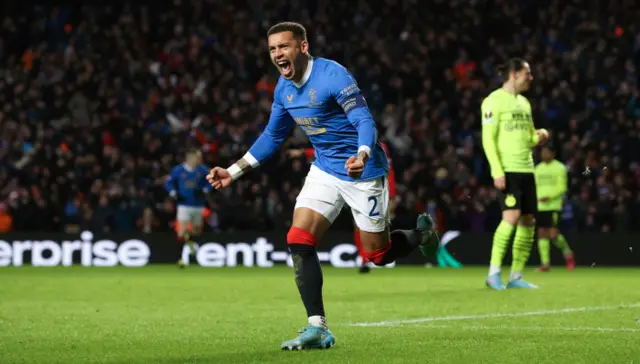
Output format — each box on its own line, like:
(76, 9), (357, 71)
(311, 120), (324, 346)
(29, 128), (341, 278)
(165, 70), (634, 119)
(165, 163), (211, 207)
(246, 57), (389, 181)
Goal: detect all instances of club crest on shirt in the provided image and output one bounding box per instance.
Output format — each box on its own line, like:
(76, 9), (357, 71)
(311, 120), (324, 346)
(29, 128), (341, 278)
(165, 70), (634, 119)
(287, 94), (293, 104)
(308, 88), (323, 107)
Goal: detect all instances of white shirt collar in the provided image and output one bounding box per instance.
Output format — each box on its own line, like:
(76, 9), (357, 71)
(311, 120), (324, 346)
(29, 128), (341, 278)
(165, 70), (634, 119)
(182, 163), (194, 172)
(293, 56), (314, 88)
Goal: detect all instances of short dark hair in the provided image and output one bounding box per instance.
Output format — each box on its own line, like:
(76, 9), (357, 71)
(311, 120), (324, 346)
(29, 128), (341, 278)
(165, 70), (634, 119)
(542, 145), (555, 153)
(496, 58), (528, 77)
(267, 22), (307, 41)
(186, 147), (200, 157)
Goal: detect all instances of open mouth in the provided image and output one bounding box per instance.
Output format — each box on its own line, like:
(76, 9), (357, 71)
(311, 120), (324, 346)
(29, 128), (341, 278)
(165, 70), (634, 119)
(277, 60), (292, 75)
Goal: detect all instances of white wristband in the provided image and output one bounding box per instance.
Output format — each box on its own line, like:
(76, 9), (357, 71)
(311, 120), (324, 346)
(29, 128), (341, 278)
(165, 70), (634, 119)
(358, 145), (372, 158)
(227, 163), (244, 181)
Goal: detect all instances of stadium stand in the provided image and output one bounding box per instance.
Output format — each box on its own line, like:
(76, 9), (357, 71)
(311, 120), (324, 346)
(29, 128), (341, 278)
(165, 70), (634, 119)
(1, 1), (640, 233)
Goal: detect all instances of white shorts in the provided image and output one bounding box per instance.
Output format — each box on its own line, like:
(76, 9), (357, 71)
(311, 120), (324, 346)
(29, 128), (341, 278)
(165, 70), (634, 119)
(176, 205), (204, 227)
(295, 165), (390, 232)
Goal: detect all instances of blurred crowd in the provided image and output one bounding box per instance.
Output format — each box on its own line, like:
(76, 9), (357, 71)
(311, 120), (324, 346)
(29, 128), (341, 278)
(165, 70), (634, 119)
(1, 0), (640, 234)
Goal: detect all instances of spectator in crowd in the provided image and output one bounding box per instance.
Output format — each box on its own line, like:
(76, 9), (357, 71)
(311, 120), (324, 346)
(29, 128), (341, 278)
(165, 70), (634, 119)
(0, 203), (12, 232)
(1, 1), (640, 233)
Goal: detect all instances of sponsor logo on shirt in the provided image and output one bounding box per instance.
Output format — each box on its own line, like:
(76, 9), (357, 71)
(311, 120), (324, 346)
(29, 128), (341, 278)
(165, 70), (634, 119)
(483, 110), (494, 124)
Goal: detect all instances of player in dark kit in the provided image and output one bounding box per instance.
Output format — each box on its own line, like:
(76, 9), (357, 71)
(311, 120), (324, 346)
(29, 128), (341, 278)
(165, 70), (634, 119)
(206, 22), (439, 350)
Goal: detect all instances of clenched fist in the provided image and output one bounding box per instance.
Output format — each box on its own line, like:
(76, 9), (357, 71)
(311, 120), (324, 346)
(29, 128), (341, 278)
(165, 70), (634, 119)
(345, 156), (365, 179)
(206, 167), (233, 190)
(536, 129), (549, 145)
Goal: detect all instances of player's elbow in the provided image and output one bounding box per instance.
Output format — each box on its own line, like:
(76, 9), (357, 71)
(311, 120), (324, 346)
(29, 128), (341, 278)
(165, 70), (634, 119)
(249, 133), (282, 163)
(481, 130), (495, 142)
(355, 117), (376, 130)
(481, 144), (494, 155)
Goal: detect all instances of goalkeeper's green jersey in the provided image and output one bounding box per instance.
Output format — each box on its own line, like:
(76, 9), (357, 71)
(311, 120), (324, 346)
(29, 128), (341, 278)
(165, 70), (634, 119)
(534, 159), (567, 211)
(481, 88), (540, 178)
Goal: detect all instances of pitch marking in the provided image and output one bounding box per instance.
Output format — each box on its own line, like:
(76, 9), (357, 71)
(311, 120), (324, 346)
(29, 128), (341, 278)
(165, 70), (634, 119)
(347, 303), (640, 327)
(412, 324), (640, 333)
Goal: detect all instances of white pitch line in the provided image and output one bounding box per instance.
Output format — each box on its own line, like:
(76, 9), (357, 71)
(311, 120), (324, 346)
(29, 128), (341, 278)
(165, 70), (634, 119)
(347, 302), (640, 327)
(412, 324), (640, 333)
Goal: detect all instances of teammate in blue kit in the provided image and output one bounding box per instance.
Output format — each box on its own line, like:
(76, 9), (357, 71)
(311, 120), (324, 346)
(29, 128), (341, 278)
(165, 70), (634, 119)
(206, 22), (439, 350)
(165, 148), (212, 267)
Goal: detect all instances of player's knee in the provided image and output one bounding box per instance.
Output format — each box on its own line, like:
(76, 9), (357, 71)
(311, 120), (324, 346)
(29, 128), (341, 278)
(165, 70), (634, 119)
(519, 214), (536, 227)
(287, 226), (317, 247)
(292, 206), (332, 239)
(502, 210), (521, 225)
(537, 228), (548, 238)
(549, 228), (559, 239)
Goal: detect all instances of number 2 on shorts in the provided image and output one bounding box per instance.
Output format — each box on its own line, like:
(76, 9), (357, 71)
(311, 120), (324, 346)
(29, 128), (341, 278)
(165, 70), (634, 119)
(368, 196), (380, 217)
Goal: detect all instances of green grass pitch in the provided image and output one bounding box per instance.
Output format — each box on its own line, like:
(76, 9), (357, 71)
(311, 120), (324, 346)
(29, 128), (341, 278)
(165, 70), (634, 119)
(1, 266), (639, 364)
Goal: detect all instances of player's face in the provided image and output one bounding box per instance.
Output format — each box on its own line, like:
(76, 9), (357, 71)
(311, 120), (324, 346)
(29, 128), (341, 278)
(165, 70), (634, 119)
(268, 31), (308, 80)
(515, 63), (533, 92)
(541, 148), (553, 162)
(187, 151), (201, 165)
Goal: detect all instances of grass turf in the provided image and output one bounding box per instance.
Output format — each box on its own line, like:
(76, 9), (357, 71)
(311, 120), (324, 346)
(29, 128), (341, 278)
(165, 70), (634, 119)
(1, 266), (639, 364)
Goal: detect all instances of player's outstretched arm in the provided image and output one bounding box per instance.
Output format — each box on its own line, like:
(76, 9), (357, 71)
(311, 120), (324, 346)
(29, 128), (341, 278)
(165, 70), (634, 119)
(207, 91), (294, 189)
(480, 100), (505, 189)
